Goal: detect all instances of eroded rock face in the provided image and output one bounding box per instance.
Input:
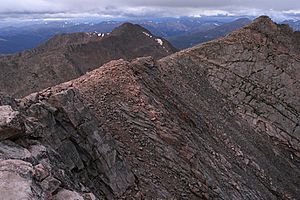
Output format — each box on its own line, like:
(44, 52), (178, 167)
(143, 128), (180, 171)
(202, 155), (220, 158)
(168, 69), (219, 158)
(63, 55), (299, 199)
(0, 88), (135, 199)
(166, 16), (300, 158)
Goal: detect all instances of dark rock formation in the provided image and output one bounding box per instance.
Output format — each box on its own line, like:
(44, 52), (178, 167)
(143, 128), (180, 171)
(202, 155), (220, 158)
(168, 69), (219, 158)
(0, 23), (176, 98)
(173, 16), (300, 158)
(0, 16), (299, 199)
(0, 89), (135, 199)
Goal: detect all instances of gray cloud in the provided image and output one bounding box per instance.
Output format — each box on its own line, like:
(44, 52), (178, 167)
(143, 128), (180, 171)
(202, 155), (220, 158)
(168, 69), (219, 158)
(1, 0), (300, 19)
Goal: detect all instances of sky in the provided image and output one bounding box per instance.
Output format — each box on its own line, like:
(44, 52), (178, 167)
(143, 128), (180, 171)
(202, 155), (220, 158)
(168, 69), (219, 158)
(1, 0), (300, 20)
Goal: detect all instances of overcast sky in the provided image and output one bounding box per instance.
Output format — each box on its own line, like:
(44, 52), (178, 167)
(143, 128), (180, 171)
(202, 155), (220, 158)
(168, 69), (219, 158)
(1, 0), (300, 20)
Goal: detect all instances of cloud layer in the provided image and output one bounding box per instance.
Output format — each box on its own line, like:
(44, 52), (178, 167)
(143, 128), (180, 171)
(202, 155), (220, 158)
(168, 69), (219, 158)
(1, 0), (300, 19)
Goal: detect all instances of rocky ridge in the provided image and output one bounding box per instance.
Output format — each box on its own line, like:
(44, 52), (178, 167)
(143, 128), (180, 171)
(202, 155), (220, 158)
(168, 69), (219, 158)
(0, 16), (299, 199)
(0, 89), (134, 199)
(38, 32), (108, 50)
(172, 16), (300, 158)
(0, 23), (176, 98)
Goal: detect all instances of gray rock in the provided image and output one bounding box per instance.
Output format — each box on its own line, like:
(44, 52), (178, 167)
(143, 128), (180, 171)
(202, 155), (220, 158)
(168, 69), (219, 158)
(34, 163), (50, 181)
(0, 140), (31, 160)
(40, 176), (61, 194)
(0, 105), (24, 140)
(53, 189), (84, 200)
(0, 159), (35, 200)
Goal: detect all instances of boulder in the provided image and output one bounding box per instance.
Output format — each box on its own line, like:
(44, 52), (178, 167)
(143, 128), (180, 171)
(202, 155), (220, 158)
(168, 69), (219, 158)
(0, 159), (35, 200)
(53, 189), (84, 200)
(0, 105), (24, 140)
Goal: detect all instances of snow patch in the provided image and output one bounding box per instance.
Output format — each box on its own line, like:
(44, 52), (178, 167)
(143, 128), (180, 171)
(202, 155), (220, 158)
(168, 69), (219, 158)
(155, 38), (163, 46)
(143, 31), (164, 46)
(95, 32), (109, 37)
(143, 31), (153, 38)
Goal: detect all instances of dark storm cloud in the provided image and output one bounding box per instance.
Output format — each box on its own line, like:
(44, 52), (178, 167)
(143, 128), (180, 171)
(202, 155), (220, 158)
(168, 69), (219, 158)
(0, 0), (300, 19)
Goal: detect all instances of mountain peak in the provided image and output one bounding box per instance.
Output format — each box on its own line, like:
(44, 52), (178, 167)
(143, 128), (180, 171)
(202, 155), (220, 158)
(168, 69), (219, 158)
(110, 22), (177, 53)
(245, 15), (279, 33)
(254, 15), (273, 23)
(119, 22), (138, 28)
(112, 22), (150, 34)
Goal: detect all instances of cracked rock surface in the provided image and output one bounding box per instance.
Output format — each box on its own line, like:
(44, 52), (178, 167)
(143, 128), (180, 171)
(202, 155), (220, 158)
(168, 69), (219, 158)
(0, 91), (135, 199)
(165, 16), (300, 158)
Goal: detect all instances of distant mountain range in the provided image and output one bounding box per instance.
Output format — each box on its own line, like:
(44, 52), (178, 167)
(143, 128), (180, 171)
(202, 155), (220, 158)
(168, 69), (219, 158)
(283, 20), (300, 31)
(0, 16), (299, 55)
(168, 18), (252, 49)
(0, 17), (250, 54)
(0, 21), (122, 55)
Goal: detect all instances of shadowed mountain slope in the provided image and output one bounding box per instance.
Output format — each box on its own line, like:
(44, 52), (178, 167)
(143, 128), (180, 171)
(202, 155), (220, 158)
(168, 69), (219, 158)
(0, 23), (176, 98)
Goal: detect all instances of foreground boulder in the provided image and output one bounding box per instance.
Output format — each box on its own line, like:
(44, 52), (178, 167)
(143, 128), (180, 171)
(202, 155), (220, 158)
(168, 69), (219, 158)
(0, 105), (23, 140)
(0, 159), (35, 199)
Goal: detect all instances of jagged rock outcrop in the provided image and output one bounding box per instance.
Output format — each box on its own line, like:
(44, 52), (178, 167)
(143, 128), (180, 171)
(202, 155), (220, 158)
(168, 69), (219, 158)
(0, 91), (135, 199)
(165, 16), (300, 158)
(0, 16), (299, 199)
(0, 23), (176, 98)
